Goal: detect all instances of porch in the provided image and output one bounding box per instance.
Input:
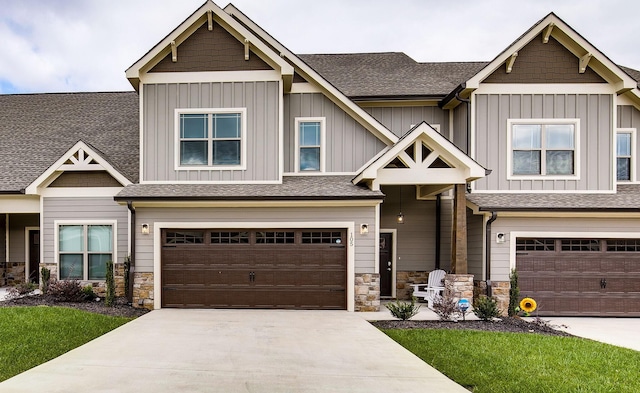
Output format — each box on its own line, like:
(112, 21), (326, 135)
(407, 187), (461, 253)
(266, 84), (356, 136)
(0, 213), (40, 285)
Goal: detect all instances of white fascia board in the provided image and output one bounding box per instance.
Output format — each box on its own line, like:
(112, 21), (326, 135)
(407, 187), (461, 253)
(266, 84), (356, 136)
(25, 141), (131, 195)
(119, 200), (381, 208)
(223, 4), (398, 146)
(0, 196), (40, 213)
(126, 1), (293, 82)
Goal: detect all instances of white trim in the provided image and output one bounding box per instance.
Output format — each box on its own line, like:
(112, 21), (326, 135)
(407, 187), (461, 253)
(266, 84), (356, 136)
(475, 83), (616, 95)
(53, 220), (118, 281)
(139, 179), (281, 185)
(4, 214), (8, 263)
(278, 80), (284, 183)
(140, 70), (281, 84)
(380, 228), (397, 299)
(24, 227), (39, 282)
(470, 189), (616, 194)
(0, 196), (40, 213)
(616, 128), (637, 183)
(506, 118), (581, 180)
(40, 188), (124, 198)
(290, 83), (322, 94)
(123, 200), (381, 208)
(283, 171), (356, 176)
(294, 117), (326, 173)
(174, 108), (248, 171)
(618, 93), (640, 108)
(139, 83), (145, 183)
(509, 231), (640, 271)
(153, 221), (356, 311)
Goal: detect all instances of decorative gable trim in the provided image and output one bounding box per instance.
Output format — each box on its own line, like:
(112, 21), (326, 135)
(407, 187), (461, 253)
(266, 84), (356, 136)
(352, 122), (487, 192)
(25, 141), (131, 195)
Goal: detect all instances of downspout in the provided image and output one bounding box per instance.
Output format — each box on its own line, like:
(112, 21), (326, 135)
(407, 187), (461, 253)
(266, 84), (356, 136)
(126, 201), (136, 304)
(455, 91), (471, 155)
(435, 194), (441, 269)
(485, 212), (498, 296)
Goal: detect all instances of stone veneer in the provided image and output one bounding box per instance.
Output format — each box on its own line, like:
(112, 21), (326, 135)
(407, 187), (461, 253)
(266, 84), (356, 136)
(444, 274), (473, 304)
(38, 262), (126, 298)
(0, 262), (26, 286)
(355, 273), (380, 311)
(133, 272), (154, 309)
(474, 280), (510, 316)
(395, 271), (430, 300)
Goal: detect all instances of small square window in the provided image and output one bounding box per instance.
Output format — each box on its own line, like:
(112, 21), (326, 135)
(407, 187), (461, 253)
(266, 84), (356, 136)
(58, 224), (114, 281)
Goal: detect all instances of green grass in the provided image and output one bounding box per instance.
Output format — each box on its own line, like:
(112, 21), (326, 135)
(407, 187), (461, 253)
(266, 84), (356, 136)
(382, 328), (640, 393)
(0, 306), (132, 382)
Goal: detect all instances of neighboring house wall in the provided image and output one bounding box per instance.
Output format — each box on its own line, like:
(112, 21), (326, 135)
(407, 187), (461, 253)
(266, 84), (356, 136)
(134, 206), (377, 273)
(474, 93), (613, 191)
(142, 81), (280, 182)
(452, 103), (469, 154)
(362, 105), (449, 138)
(8, 214), (38, 262)
(467, 209), (484, 279)
(490, 216), (640, 281)
(283, 93), (387, 173)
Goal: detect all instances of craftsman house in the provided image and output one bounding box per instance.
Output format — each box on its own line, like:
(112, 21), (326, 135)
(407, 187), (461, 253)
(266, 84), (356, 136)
(1, 1), (639, 316)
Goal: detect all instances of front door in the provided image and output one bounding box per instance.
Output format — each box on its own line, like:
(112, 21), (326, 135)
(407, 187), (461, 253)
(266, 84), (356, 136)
(379, 233), (393, 297)
(28, 230), (40, 284)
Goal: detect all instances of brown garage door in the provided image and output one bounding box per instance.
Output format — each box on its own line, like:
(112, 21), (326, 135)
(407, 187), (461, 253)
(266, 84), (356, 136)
(517, 238), (640, 316)
(161, 229), (347, 309)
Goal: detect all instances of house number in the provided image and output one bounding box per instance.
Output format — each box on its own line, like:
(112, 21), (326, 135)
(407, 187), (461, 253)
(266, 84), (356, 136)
(349, 232), (354, 246)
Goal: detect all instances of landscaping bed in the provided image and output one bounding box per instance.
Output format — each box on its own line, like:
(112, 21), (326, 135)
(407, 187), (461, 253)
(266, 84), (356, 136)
(0, 294), (149, 318)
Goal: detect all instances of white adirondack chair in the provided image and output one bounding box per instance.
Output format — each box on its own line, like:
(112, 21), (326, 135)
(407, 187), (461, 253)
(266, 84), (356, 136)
(410, 269), (446, 308)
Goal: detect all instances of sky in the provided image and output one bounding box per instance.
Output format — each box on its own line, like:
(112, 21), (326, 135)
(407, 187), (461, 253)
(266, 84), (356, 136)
(1, 0), (638, 94)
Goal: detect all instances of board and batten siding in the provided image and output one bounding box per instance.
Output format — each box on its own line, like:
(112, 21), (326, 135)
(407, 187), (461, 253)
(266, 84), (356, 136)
(42, 198), (129, 265)
(618, 105), (640, 180)
(467, 210), (484, 279)
(490, 216), (640, 281)
(284, 93), (387, 173)
(453, 103), (469, 154)
(362, 106), (449, 139)
(143, 81), (280, 182)
(134, 206), (377, 273)
(474, 93), (613, 191)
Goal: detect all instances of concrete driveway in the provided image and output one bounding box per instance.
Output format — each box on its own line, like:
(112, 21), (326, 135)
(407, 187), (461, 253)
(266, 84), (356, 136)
(541, 317), (640, 352)
(0, 309), (468, 393)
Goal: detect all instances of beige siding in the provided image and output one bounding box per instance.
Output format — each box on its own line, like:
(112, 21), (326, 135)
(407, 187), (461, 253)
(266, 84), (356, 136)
(617, 105), (640, 179)
(8, 214), (38, 262)
(42, 198), (129, 265)
(467, 210), (484, 278)
(284, 93), (387, 173)
(475, 93), (613, 191)
(134, 206), (377, 274)
(491, 216), (640, 281)
(362, 106), (449, 138)
(143, 81), (280, 182)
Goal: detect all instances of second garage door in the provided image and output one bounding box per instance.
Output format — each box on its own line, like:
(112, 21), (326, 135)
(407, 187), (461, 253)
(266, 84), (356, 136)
(161, 229), (347, 309)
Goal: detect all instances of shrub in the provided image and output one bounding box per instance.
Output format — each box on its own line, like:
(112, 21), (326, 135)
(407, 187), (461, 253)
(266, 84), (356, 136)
(508, 269), (520, 317)
(105, 260), (115, 307)
(40, 266), (51, 295)
(6, 281), (38, 299)
(81, 285), (97, 301)
(386, 298), (421, 320)
(48, 280), (84, 302)
(473, 296), (501, 321)
(123, 255), (131, 299)
(431, 294), (461, 321)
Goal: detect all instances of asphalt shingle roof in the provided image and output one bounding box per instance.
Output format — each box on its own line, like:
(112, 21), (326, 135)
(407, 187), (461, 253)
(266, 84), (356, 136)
(0, 92), (139, 192)
(467, 185), (640, 211)
(115, 176), (384, 200)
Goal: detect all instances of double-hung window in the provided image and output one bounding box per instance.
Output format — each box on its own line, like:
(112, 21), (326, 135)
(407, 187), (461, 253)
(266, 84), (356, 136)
(177, 109), (246, 168)
(509, 120), (578, 177)
(295, 118), (325, 172)
(616, 130), (635, 181)
(58, 223), (114, 280)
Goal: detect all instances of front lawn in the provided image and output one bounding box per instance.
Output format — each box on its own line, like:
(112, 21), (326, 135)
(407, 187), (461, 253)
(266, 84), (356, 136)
(383, 328), (640, 393)
(0, 306), (132, 382)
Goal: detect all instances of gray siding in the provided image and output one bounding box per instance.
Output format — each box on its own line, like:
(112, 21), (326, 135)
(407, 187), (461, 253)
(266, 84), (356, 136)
(453, 103), (469, 154)
(134, 206), (376, 274)
(467, 210), (484, 278)
(284, 93), (387, 173)
(617, 105), (640, 180)
(143, 81), (280, 182)
(491, 216), (640, 281)
(42, 198), (129, 265)
(362, 106), (449, 138)
(475, 94), (613, 191)
(8, 214), (38, 262)
(380, 186), (452, 272)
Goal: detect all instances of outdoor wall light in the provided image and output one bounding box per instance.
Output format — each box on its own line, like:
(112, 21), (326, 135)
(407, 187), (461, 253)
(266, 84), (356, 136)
(141, 223), (150, 235)
(396, 212), (404, 224)
(360, 224), (369, 234)
(496, 232), (505, 243)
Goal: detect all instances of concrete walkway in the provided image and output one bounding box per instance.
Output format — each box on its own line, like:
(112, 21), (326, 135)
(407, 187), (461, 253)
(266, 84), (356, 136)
(0, 309), (469, 393)
(540, 317), (640, 352)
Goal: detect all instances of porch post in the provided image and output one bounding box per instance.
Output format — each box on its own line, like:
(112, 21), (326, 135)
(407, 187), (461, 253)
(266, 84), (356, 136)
(451, 183), (467, 274)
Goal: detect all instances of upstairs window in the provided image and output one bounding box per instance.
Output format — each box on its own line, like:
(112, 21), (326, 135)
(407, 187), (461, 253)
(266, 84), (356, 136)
(509, 120), (578, 177)
(295, 118), (325, 172)
(616, 130), (635, 181)
(176, 109), (246, 168)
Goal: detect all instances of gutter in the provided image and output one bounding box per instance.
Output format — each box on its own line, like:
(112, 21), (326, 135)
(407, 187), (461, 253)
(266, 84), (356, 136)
(485, 212), (498, 296)
(126, 201), (136, 304)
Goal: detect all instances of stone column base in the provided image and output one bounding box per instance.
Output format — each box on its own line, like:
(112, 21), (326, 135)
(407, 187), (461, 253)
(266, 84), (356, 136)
(133, 272), (154, 309)
(355, 273), (380, 311)
(473, 280), (510, 316)
(444, 274), (473, 304)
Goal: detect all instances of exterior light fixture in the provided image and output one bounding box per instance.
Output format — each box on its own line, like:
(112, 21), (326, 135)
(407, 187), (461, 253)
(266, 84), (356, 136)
(141, 223), (150, 235)
(397, 186), (404, 224)
(360, 224), (369, 235)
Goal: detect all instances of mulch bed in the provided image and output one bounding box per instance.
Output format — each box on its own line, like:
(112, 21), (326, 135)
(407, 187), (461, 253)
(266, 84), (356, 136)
(371, 317), (572, 337)
(0, 294), (150, 318)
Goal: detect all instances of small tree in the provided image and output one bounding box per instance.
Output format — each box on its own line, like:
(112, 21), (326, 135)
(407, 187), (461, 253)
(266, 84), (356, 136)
(508, 269), (520, 317)
(123, 255), (131, 299)
(105, 260), (115, 307)
(40, 266), (51, 295)
(473, 296), (501, 321)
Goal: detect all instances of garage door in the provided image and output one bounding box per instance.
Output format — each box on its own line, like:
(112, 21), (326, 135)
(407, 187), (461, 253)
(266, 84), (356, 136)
(161, 229), (347, 309)
(517, 238), (640, 316)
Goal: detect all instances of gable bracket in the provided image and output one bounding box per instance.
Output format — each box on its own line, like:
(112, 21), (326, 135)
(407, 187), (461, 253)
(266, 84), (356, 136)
(170, 41), (177, 63)
(506, 52), (518, 73)
(542, 23), (554, 43)
(207, 10), (213, 31)
(579, 52), (592, 74)
(244, 39), (250, 61)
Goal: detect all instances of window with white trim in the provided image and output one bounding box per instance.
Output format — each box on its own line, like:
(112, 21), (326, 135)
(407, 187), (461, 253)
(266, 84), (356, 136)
(295, 118), (325, 172)
(58, 224), (113, 280)
(616, 130), (634, 181)
(177, 109), (246, 168)
(509, 120), (578, 177)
